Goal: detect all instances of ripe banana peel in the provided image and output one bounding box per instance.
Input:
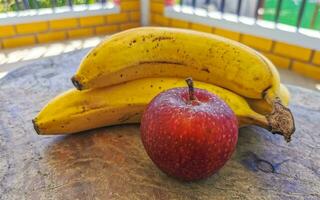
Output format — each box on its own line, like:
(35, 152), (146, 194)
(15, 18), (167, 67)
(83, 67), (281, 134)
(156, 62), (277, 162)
(34, 78), (286, 140)
(72, 27), (278, 98)
(71, 27), (295, 141)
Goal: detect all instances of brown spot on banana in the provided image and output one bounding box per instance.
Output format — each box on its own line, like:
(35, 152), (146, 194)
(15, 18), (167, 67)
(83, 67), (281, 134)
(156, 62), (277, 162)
(254, 77), (260, 81)
(118, 112), (140, 123)
(201, 67), (210, 73)
(138, 61), (185, 66)
(129, 39), (137, 46)
(152, 36), (174, 42)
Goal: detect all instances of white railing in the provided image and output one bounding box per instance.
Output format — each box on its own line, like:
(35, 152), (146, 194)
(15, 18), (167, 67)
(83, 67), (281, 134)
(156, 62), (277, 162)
(164, 3), (320, 50)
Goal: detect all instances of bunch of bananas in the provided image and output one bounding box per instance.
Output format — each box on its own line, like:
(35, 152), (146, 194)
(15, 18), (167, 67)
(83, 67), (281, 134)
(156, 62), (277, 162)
(33, 27), (295, 142)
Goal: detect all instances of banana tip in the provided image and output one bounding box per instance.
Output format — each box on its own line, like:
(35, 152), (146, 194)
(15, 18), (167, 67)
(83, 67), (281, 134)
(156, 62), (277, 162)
(32, 119), (41, 135)
(71, 76), (83, 90)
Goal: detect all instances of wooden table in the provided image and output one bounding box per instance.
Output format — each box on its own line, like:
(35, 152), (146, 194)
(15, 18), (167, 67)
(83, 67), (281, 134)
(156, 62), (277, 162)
(0, 49), (320, 200)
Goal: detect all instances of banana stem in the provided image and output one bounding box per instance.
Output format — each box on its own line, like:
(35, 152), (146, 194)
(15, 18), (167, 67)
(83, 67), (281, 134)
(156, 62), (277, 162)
(242, 98), (295, 143)
(264, 87), (295, 142)
(266, 97), (295, 142)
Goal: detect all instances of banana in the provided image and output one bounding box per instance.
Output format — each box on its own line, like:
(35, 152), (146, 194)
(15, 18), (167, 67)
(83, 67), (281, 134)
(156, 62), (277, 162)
(248, 84), (290, 115)
(72, 27), (278, 99)
(34, 78), (282, 138)
(71, 27), (294, 141)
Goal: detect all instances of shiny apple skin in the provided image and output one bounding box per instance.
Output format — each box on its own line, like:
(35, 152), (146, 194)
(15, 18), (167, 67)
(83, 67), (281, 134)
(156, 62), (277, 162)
(140, 87), (238, 181)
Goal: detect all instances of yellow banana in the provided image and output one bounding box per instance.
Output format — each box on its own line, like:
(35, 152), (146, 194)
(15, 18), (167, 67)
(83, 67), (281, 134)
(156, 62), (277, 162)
(248, 84), (290, 115)
(72, 27), (278, 99)
(34, 78), (282, 137)
(71, 27), (294, 141)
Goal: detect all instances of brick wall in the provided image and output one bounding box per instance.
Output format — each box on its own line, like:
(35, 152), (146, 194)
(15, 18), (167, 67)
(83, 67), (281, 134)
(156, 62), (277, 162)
(0, 0), (140, 49)
(150, 0), (320, 80)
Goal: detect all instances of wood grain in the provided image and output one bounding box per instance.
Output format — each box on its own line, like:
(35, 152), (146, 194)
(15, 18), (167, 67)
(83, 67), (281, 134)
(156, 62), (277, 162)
(0, 49), (319, 200)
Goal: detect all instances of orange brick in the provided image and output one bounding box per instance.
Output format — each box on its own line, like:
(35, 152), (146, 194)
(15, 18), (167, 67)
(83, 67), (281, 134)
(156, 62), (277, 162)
(37, 31), (66, 43)
(121, 1), (140, 11)
(274, 42), (311, 61)
(214, 28), (240, 41)
(79, 16), (105, 27)
(2, 36), (35, 48)
(0, 25), (15, 37)
(152, 14), (169, 26)
(262, 52), (291, 69)
(151, 2), (164, 14)
(241, 34), (273, 51)
(120, 22), (140, 31)
(16, 22), (48, 34)
(129, 11), (141, 21)
(150, 15), (157, 25)
(96, 25), (119, 35)
(292, 61), (320, 80)
(50, 19), (78, 30)
(190, 23), (212, 33)
(170, 19), (189, 29)
(106, 13), (129, 24)
(312, 51), (320, 65)
(68, 28), (94, 38)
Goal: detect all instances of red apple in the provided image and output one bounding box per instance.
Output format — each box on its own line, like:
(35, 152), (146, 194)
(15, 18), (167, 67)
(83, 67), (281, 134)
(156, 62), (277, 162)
(140, 78), (238, 181)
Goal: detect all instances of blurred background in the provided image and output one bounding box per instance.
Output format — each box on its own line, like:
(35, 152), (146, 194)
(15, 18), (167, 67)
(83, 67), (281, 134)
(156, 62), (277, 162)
(0, 0), (319, 90)
(1, 0), (319, 29)
(177, 0), (320, 29)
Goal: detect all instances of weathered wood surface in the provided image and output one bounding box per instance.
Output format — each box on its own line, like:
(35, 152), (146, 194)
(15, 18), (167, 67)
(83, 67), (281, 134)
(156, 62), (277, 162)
(0, 49), (320, 200)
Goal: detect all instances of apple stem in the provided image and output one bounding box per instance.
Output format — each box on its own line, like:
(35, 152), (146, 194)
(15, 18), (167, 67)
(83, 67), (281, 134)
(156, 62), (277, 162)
(185, 77), (196, 101)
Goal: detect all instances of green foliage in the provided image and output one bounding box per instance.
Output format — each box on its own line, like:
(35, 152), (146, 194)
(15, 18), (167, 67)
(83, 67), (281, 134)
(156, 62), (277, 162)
(263, 0), (319, 30)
